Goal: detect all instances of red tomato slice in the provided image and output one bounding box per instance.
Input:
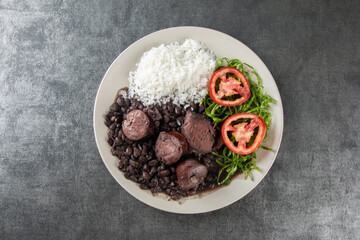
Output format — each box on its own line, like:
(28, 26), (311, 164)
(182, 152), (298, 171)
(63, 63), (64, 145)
(209, 67), (251, 107)
(221, 113), (266, 155)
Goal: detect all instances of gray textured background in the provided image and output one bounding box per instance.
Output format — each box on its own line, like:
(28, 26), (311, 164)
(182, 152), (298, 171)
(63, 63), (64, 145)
(1, 0), (359, 239)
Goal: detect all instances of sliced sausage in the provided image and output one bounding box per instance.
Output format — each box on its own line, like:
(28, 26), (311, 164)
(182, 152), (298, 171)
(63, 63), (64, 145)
(168, 131), (188, 154)
(122, 110), (153, 141)
(181, 111), (215, 154)
(176, 159), (208, 190)
(155, 131), (187, 165)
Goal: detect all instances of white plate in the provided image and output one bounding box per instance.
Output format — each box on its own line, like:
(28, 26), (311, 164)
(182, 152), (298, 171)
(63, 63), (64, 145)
(93, 26), (283, 214)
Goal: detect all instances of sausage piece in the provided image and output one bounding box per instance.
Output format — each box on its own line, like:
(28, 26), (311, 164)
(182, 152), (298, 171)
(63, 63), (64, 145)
(181, 111), (215, 154)
(122, 110), (153, 141)
(155, 131), (187, 165)
(176, 159), (208, 190)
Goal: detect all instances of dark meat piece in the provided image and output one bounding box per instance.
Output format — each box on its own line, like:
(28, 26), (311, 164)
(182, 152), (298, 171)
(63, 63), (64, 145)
(212, 134), (224, 151)
(176, 159), (208, 190)
(155, 131), (187, 165)
(181, 111), (215, 154)
(122, 110), (153, 141)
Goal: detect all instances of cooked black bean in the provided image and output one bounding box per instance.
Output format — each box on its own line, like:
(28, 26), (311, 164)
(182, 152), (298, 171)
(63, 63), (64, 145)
(111, 148), (116, 156)
(159, 164), (165, 171)
(129, 160), (138, 167)
(149, 166), (157, 176)
(148, 159), (159, 167)
(114, 137), (121, 144)
(139, 183), (149, 189)
(150, 178), (158, 187)
(127, 166), (135, 174)
(118, 161), (123, 169)
(141, 145), (148, 154)
(130, 176), (138, 183)
(176, 189), (187, 196)
(155, 120), (160, 129)
(120, 156), (127, 163)
(116, 150), (124, 157)
(169, 121), (177, 128)
(159, 178), (165, 186)
(133, 148), (141, 158)
(125, 99), (130, 107)
(104, 119), (111, 127)
(138, 156), (147, 163)
(125, 138), (133, 145)
(109, 123), (116, 130)
(117, 98), (125, 106)
(110, 103), (120, 112)
(148, 109), (155, 118)
(163, 115), (170, 123)
(138, 177), (145, 183)
(132, 100), (139, 108)
(114, 128), (119, 137)
(164, 177), (170, 185)
(151, 186), (161, 194)
(142, 171), (150, 180)
(167, 104), (174, 113)
(171, 194), (181, 200)
(174, 106), (181, 115)
(142, 164), (149, 171)
(159, 170), (170, 177)
(125, 147), (132, 156)
(106, 111), (114, 119)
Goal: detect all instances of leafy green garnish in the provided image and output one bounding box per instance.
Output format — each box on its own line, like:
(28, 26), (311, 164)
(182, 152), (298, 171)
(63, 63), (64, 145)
(200, 58), (275, 185)
(213, 148), (259, 185)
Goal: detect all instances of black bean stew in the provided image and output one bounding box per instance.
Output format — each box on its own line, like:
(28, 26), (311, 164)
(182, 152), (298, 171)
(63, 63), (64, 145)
(104, 90), (222, 200)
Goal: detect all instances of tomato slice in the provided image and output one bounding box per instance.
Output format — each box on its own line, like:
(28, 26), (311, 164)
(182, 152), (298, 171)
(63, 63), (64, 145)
(221, 113), (266, 155)
(209, 67), (251, 107)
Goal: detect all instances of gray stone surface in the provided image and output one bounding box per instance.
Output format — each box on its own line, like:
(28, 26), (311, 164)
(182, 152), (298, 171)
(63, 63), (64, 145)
(0, 0), (359, 239)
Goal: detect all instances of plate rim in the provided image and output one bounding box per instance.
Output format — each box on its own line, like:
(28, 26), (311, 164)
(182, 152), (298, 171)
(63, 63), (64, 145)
(93, 26), (284, 214)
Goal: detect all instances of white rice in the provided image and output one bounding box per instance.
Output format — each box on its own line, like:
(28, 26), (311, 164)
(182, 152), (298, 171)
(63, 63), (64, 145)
(127, 39), (216, 106)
